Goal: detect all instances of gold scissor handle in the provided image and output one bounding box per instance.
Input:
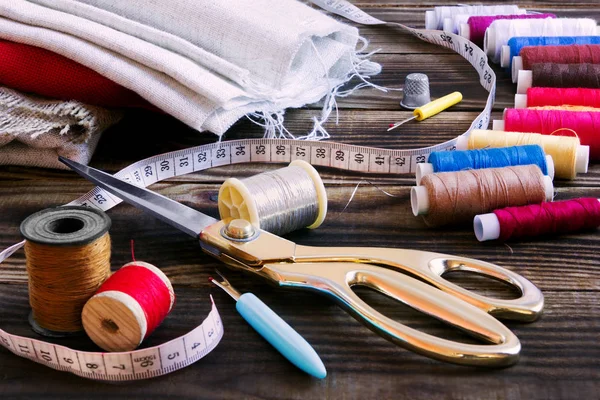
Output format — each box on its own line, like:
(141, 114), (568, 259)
(260, 261), (521, 367)
(293, 245), (544, 322)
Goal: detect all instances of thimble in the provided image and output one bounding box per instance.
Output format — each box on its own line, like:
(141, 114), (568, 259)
(400, 73), (431, 110)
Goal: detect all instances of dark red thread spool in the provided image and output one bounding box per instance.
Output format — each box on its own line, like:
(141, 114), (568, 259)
(532, 63), (600, 88)
(521, 45), (600, 70)
(474, 198), (600, 241)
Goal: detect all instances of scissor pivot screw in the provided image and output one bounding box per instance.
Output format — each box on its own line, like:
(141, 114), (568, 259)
(224, 219), (256, 240)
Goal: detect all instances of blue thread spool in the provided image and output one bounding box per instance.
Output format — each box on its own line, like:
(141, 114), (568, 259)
(501, 36), (600, 68)
(415, 145), (554, 184)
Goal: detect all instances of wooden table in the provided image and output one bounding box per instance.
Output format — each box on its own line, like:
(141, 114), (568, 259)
(1, 1), (599, 399)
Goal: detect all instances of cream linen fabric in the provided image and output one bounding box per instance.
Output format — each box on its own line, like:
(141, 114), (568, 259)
(0, 0), (372, 136)
(0, 87), (121, 169)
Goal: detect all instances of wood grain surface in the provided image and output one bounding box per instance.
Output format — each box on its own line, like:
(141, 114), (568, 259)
(1, 2), (599, 399)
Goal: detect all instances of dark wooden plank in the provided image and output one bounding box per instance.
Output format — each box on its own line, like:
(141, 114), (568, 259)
(2, 179), (599, 290)
(1, 1), (599, 398)
(0, 284), (598, 399)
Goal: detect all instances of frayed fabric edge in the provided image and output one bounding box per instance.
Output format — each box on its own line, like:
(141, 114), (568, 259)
(244, 35), (399, 141)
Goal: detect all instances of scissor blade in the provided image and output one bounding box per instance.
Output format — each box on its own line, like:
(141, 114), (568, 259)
(59, 157), (218, 238)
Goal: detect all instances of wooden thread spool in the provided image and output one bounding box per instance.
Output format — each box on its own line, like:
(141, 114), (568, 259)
(82, 261), (175, 352)
(218, 160), (327, 236)
(20, 206), (111, 336)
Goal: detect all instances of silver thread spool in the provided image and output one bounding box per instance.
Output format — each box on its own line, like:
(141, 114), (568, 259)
(218, 160), (327, 236)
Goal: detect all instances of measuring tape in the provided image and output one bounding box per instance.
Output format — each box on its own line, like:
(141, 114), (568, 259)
(0, 0), (497, 380)
(0, 299), (222, 381)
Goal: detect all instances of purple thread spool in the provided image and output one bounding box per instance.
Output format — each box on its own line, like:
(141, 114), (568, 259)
(461, 14), (556, 47)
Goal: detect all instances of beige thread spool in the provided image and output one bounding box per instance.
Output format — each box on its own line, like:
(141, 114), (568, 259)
(82, 261), (175, 352)
(20, 206), (112, 336)
(218, 160), (327, 235)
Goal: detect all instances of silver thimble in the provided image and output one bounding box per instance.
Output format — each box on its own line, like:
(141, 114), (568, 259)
(400, 73), (431, 110)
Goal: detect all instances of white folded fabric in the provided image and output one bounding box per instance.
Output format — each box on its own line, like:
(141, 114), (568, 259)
(0, 87), (122, 169)
(0, 0), (379, 138)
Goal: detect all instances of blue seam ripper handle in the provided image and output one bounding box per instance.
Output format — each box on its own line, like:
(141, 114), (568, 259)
(235, 293), (326, 379)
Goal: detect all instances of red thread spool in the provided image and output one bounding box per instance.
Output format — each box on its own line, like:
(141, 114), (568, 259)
(475, 198), (600, 241)
(520, 45), (600, 70)
(82, 261), (175, 352)
(525, 88), (600, 108)
(504, 108), (600, 159)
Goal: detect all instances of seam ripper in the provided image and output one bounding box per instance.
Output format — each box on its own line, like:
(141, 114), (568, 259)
(388, 91), (463, 131)
(209, 270), (326, 379)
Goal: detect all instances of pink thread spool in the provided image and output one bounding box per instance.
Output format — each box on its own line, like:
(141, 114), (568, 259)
(475, 198), (600, 241)
(515, 88), (600, 109)
(460, 14), (556, 47)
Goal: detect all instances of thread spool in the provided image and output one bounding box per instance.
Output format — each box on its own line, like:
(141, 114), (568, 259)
(512, 44), (600, 83)
(82, 261), (175, 352)
(459, 14), (556, 47)
(426, 5), (522, 31)
(484, 19), (599, 64)
(411, 165), (553, 227)
(20, 206), (111, 336)
(515, 88), (600, 109)
(500, 35), (600, 68)
(458, 129), (589, 179)
(416, 145), (554, 184)
(516, 63), (600, 93)
(218, 160), (327, 236)
(474, 198), (600, 241)
(527, 105), (600, 112)
(503, 108), (600, 160)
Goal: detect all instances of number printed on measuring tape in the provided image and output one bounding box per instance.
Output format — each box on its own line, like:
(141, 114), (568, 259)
(0, 0), (498, 380)
(0, 299), (222, 381)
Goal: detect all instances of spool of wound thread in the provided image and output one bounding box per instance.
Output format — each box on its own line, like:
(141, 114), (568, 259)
(411, 165), (553, 227)
(456, 129), (588, 179)
(20, 206), (111, 336)
(501, 35), (600, 68)
(517, 63), (600, 94)
(512, 44), (600, 83)
(218, 160), (327, 236)
(459, 14), (556, 47)
(425, 5), (522, 30)
(474, 198), (600, 241)
(484, 19), (599, 64)
(515, 88), (600, 109)
(82, 261), (175, 352)
(416, 145), (554, 184)
(448, 11), (535, 36)
(503, 108), (600, 159)
(528, 105), (600, 112)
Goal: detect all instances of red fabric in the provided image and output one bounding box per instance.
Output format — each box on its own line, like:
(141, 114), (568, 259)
(0, 39), (155, 110)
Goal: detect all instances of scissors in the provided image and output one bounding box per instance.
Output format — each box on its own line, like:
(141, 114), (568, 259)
(60, 157), (544, 368)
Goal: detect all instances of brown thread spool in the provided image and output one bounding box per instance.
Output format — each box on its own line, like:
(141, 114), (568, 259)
(20, 206), (111, 336)
(533, 63), (600, 88)
(411, 165), (553, 227)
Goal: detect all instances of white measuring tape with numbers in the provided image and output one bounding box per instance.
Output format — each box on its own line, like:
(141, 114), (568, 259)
(0, 0), (497, 381)
(0, 299), (222, 381)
